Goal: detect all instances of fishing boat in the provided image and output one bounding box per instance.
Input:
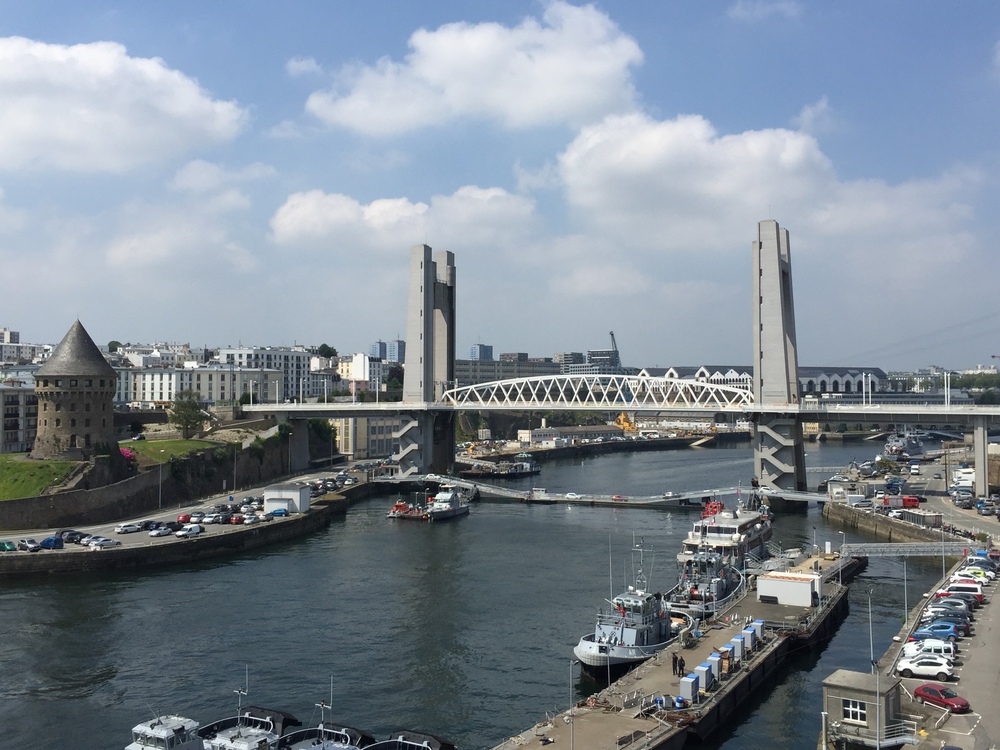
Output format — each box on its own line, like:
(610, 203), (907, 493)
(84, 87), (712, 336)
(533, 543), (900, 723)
(573, 540), (691, 682)
(424, 485), (471, 521)
(667, 499), (773, 619)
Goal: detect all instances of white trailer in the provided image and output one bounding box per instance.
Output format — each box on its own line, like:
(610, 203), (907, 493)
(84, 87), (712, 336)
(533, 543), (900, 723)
(263, 484), (311, 514)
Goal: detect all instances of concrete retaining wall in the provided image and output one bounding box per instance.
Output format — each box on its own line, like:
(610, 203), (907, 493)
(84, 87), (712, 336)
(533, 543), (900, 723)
(823, 502), (961, 544)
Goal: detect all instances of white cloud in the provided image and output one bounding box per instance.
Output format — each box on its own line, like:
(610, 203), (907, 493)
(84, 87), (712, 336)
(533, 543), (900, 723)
(305, 1), (642, 135)
(0, 37), (248, 172)
(0, 187), (27, 233)
(727, 1), (802, 21)
(286, 56), (322, 77)
(792, 96), (837, 136)
(171, 160), (275, 193)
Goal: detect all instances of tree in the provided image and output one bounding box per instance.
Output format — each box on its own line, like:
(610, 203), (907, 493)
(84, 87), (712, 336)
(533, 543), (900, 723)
(317, 343), (337, 358)
(108, 340), (122, 353)
(169, 390), (207, 439)
(386, 364), (404, 386)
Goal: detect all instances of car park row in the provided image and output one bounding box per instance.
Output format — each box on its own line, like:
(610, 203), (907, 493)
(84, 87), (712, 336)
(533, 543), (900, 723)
(0, 468), (363, 555)
(890, 552), (1000, 715)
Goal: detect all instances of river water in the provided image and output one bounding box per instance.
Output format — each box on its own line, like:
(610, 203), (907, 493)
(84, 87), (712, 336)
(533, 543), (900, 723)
(0, 440), (945, 750)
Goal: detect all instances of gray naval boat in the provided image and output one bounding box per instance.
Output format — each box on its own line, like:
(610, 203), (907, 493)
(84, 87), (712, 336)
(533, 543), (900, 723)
(573, 541), (691, 683)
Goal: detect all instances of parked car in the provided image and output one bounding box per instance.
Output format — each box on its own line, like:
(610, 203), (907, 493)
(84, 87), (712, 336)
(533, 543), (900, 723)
(901, 638), (957, 662)
(175, 524), (202, 538)
(77, 534), (99, 546)
(131, 433), (146, 440)
(17, 538), (41, 552)
(115, 523), (142, 534)
(922, 605), (971, 623)
(0, 540), (16, 552)
(89, 538), (121, 548)
(258, 512), (274, 522)
(910, 623), (961, 642)
(140, 520), (161, 531)
(933, 472), (942, 480)
(243, 514), (260, 525)
(189, 512), (205, 524)
(896, 654), (954, 681)
(163, 521), (185, 532)
(39, 536), (64, 550)
(61, 531), (85, 544)
(149, 527), (173, 537)
(229, 514), (245, 524)
(177, 513), (192, 523)
(919, 615), (971, 636)
(201, 513), (221, 524)
(270, 508), (289, 517)
(913, 683), (970, 713)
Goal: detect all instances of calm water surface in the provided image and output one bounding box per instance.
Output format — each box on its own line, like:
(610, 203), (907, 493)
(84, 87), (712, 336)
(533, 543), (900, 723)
(0, 441), (942, 749)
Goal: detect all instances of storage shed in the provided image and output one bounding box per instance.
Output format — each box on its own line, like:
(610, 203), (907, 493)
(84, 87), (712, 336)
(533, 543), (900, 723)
(756, 571), (821, 607)
(263, 484), (311, 514)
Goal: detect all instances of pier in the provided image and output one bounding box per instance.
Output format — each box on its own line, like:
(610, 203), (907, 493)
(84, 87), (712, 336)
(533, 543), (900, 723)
(491, 553), (867, 750)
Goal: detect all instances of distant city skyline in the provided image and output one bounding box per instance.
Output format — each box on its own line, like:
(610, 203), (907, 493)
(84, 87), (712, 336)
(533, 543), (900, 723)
(2, 3), (1000, 370)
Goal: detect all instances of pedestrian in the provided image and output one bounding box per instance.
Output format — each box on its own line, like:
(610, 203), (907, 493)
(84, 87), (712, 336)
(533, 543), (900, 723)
(671, 652), (678, 675)
(677, 656), (686, 676)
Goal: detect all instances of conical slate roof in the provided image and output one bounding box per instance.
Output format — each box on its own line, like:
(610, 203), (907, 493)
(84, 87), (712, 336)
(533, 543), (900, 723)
(35, 320), (116, 378)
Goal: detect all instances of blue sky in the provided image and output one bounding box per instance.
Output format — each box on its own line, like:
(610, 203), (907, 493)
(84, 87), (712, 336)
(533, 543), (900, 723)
(2, 1), (1000, 371)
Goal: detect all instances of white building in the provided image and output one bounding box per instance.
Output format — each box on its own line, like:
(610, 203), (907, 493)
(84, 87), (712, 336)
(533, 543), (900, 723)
(336, 353), (390, 394)
(217, 346), (317, 402)
(127, 365), (282, 409)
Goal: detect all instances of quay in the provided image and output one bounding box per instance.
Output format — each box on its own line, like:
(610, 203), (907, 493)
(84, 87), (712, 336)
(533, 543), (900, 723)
(491, 553), (868, 750)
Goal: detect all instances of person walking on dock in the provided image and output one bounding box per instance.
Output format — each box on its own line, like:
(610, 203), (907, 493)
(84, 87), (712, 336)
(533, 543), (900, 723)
(671, 652), (678, 675)
(677, 656), (686, 676)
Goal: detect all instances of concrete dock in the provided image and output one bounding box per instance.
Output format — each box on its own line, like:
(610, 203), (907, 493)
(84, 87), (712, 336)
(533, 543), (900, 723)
(491, 555), (864, 750)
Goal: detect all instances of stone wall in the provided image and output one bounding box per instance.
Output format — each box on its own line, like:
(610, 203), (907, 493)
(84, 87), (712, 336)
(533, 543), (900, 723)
(0, 431), (323, 531)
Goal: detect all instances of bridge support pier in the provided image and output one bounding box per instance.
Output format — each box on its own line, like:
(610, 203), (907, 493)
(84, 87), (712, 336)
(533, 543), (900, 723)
(287, 419), (309, 475)
(753, 414), (807, 510)
(395, 412), (455, 477)
(973, 416), (989, 498)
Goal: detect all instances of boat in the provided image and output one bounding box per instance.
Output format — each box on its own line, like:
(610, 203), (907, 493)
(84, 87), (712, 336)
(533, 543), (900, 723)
(386, 498), (426, 520)
(667, 498), (773, 619)
(573, 540), (691, 682)
(525, 487), (556, 504)
(458, 452), (540, 479)
(423, 485), (470, 521)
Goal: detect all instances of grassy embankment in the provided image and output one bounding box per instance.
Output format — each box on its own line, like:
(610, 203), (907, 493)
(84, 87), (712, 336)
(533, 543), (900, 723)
(0, 439), (218, 500)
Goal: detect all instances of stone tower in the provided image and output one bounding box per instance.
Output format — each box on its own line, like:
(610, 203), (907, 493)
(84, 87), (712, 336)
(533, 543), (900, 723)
(31, 320), (118, 460)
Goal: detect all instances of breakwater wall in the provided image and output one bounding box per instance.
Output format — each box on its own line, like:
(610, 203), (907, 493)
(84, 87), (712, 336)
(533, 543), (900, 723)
(0, 496), (349, 577)
(822, 502), (967, 545)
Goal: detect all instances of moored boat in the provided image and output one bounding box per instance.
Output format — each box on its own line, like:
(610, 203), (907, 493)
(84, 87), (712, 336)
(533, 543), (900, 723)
(573, 541), (690, 682)
(424, 485), (470, 521)
(667, 498), (773, 619)
(386, 499), (426, 520)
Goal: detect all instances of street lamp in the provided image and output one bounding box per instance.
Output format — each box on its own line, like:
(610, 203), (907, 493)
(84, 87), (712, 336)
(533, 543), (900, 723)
(838, 531), (846, 586)
(158, 449), (165, 510)
(568, 659), (578, 750)
(288, 431), (293, 476)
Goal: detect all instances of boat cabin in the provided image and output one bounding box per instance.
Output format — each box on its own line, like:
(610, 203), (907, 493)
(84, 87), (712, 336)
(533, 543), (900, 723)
(127, 715), (201, 750)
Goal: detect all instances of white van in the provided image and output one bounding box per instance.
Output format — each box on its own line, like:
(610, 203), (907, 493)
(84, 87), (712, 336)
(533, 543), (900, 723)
(909, 464), (921, 476)
(175, 523), (202, 538)
(902, 638), (957, 661)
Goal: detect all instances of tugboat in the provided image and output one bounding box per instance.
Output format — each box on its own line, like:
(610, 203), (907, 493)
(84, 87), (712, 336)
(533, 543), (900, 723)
(573, 540), (690, 682)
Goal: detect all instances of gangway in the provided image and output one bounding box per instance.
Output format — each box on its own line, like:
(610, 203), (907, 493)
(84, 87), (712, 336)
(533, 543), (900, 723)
(841, 542), (981, 557)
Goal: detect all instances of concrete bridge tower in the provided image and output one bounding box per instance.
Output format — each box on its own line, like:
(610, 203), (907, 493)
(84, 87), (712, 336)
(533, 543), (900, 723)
(752, 220), (807, 494)
(398, 244), (457, 475)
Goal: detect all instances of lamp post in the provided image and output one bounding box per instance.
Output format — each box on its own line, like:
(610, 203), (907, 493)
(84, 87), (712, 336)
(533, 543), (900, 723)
(838, 531), (846, 586)
(867, 587), (880, 750)
(288, 431), (293, 476)
(568, 659), (578, 750)
(158, 449), (165, 510)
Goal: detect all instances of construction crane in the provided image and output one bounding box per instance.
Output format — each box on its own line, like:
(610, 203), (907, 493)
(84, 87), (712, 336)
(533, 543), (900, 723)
(608, 331), (638, 431)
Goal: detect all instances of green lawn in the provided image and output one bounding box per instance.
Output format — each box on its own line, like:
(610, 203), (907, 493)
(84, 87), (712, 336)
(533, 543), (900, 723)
(125, 439), (218, 465)
(0, 454), (77, 501)
(0, 439), (220, 500)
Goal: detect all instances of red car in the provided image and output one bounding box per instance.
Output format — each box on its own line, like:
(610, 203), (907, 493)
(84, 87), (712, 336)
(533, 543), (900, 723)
(229, 514), (245, 524)
(913, 683), (970, 713)
(177, 513), (191, 523)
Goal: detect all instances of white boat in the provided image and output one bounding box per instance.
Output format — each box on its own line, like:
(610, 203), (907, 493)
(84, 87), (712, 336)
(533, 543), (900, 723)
(573, 541), (691, 682)
(424, 485), (470, 521)
(126, 715), (201, 750)
(667, 500), (773, 619)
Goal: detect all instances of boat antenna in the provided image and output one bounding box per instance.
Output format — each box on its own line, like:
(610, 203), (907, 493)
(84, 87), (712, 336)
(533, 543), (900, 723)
(235, 665), (249, 716)
(608, 534), (613, 603)
(316, 676), (333, 727)
(145, 701), (160, 722)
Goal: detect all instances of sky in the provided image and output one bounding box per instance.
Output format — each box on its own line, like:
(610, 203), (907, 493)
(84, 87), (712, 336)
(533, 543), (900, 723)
(2, 1), (1000, 372)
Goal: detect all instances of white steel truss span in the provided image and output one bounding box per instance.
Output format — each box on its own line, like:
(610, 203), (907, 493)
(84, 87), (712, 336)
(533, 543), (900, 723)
(441, 374), (754, 411)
